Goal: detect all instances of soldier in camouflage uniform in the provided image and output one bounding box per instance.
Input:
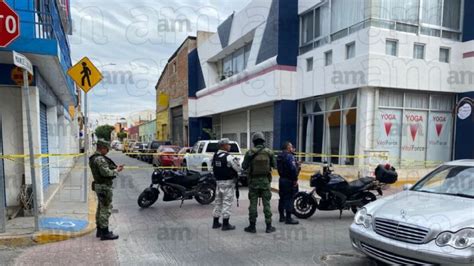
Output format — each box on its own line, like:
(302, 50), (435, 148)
(242, 132), (277, 233)
(89, 139), (123, 241)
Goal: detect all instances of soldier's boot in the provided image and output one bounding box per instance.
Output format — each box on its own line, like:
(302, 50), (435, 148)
(96, 227), (101, 238)
(221, 218), (236, 231)
(279, 212), (285, 223)
(244, 222), (256, 233)
(285, 211), (299, 225)
(265, 223), (276, 233)
(100, 227), (119, 241)
(212, 217), (222, 229)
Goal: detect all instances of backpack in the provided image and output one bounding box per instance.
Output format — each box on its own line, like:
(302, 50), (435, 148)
(250, 147), (271, 176)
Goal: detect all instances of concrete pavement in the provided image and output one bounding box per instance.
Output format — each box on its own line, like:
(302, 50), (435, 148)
(1, 152), (381, 265)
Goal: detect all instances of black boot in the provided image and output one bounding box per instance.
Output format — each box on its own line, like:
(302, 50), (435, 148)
(100, 227), (119, 241)
(222, 218), (236, 231)
(96, 227), (101, 238)
(266, 223), (276, 233)
(285, 211), (299, 225)
(279, 212), (286, 223)
(212, 217), (222, 229)
(244, 222), (256, 233)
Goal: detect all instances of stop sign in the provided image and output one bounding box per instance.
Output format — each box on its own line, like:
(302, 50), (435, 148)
(0, 1), (19, 47)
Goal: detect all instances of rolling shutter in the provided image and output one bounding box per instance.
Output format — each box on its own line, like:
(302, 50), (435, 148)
(40, 103), (50, 191)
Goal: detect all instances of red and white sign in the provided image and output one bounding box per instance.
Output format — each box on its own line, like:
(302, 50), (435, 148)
(401, 111), (427, 164)
(427, 112), (452, 162)
(0, 1), (20, 47)
(376, 110), (402, 161)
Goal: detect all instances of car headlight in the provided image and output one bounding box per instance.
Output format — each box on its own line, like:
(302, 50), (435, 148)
(436, 228), (474, 249)
(354, 208), (372, 228)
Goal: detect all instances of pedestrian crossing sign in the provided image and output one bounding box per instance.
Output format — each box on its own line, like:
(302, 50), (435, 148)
(67, 57), (103, 93)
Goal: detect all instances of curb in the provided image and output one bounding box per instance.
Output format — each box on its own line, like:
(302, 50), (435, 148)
(0, 180), (97, 247)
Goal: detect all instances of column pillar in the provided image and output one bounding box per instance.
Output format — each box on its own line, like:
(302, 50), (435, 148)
(273, 101), (297, 150)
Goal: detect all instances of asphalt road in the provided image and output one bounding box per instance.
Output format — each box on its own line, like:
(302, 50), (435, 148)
(1, 152), (375, 265)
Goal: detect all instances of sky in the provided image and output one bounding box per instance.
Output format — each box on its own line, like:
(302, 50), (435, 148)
(69, 0), (252, 123)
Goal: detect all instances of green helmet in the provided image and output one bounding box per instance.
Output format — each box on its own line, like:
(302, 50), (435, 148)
(252, 132), (265, 143)
(97, 139), (111, 149)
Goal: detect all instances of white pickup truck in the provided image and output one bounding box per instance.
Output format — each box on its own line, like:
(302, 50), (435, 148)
(183, 140), (244, 173)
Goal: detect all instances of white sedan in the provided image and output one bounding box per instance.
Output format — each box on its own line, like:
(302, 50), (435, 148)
(350, 160), (474, 265)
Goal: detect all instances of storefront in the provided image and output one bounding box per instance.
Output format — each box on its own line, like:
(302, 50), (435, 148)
(299, 88), (454, 167)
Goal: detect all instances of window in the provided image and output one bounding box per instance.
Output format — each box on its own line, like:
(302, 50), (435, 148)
(219, 43), (252, 81)
(301, 11), (314, 44)
(325, 50), (333, 66)
(232, 48), (245, 74)
(386, 39), (398, 56)
(440, 47), (450, 63)
(244, 42), (252, 68)
(331, 0), (367, 33)
(306, 57), (313, 72)
(414, 43), (425, 59)
(223, 55), (233, 77)
(346, 42), (355, 59)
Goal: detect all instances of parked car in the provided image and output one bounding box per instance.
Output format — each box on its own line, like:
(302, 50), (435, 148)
(124, 140), (136, 155)
(172, 147), (192, 168)
(142, 140), (172, 164)
(130, 142), (143, 158)
(138, 142), (150, 161)
(115, 143), (124, 151)
(152, 146), (180, 168)
(183, 140), (244, 173)
(350, 160), (474, 265)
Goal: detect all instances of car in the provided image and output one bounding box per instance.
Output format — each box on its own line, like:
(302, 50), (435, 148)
(183, 140), (245, 175)
(142, 140), (172, 164)
(172, 147), (192, 168)
(137, 142), (150, 161)
(130, 142), (143, 158)
(124, 140), (136, 155)
(152, 145), (180, 168)
(349, 160), (474, 265)
(115, 143), (124, 151)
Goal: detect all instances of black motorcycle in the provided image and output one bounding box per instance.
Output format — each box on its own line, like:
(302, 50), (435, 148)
(137, 169), (217, 208)
(293, 163), (398, 219)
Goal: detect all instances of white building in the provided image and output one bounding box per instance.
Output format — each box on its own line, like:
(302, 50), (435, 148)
(188, 0), (474, 168)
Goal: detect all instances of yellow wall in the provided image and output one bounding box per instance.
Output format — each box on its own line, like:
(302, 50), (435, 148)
(156, 92), (170, 140)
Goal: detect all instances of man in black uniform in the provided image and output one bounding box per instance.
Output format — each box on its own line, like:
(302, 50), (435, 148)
(277, 141), (300, 225)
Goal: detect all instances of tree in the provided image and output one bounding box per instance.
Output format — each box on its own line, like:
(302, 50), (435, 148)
(95, 125), (115, 141)
(117, 131), (127, 141)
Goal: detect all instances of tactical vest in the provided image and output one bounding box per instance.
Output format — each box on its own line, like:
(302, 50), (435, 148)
(249, 147), (271, 177)
(89, 153), (116, 185)
(212, 152), (237, 181)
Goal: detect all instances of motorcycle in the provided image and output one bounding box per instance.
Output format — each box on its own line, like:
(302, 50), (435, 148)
(293, 163), (398, 219)
(137, 169), (217, 208)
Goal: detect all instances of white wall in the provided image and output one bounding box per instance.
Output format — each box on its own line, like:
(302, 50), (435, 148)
(0, 87), (24, 207)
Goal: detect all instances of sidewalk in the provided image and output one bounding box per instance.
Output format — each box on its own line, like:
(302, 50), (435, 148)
(0, 160), (96, 247)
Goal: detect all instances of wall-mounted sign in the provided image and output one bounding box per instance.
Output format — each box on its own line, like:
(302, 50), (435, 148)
(457, 103), (472, 120)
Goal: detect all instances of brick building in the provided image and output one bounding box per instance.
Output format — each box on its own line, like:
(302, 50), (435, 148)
(155, 32), (213, 147)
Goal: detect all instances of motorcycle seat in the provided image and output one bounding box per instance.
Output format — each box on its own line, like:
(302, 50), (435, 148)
(347, 177), (375, 194)
(164, 171), (202, 188)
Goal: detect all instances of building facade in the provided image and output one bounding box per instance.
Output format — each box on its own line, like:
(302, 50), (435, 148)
(0, 0), (79, 211)
(188, 0), (473, 168)
(156, 33), (213, 147)
(139, 119), (157, 143)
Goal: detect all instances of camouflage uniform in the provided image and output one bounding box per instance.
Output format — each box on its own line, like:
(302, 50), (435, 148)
(89, 151), (118, 229)
(242, 145), (276, 224)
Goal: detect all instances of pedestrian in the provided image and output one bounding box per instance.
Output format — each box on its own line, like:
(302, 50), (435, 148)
(211, 138), (242, 231)
(242, 132), (277, 233)
(89, 139), (123, 240)
(277, 141), (300, 225)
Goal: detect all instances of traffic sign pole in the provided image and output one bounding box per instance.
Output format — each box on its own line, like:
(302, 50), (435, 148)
(83, 93), (88, 202)
(23, 69), (40, 232)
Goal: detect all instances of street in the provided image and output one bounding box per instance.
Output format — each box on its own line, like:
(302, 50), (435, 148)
(0, 152), (373, 265)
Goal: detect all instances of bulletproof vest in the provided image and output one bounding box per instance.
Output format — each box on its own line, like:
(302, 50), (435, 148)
(212, 152), (237, 181)
(89, 153), (116, 185)
(250, 147), (271, 177)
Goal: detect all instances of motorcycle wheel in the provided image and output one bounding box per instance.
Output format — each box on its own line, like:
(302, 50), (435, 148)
(195, 184), (216, 205)
(293, 192), (317, 219)
(137, 188), (159, 208)
(351, 192), (377, 214)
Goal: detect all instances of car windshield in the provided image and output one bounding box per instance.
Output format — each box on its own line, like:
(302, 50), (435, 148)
(205, 143), (240, 153)
(412, 165), (474, 198)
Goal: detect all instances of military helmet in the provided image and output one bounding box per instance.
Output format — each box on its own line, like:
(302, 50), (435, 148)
(252, 132), (265, 143)
(97, 139), (111, 149)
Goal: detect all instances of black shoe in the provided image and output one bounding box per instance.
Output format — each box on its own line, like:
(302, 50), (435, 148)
(100, 227), (119, 241)
(279, 215), (285, 223)
(266, 223), (276, 233)
(96, 228), (101, 238)
(285, 212), (299, 225)
(244, 223), (256, 233)
(212, 217), (222, 229)
(222, 218), (236, 231)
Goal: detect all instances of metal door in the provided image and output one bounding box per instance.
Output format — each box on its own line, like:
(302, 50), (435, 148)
(40, 103), (50, 191)
(171, 106), (183, 146)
